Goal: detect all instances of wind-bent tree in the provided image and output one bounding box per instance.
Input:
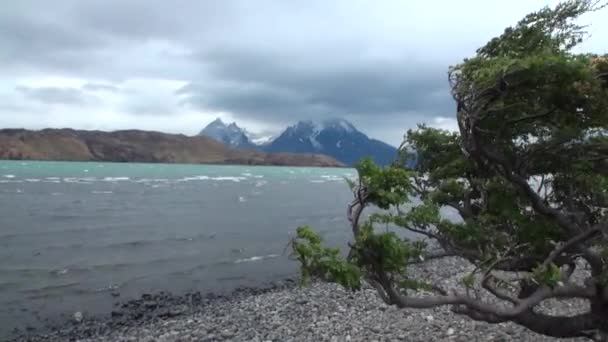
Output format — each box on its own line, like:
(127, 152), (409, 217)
(291, 1), (608, 340)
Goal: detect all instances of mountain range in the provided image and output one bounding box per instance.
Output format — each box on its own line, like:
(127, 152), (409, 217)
(0, 129), (343, 167)
(199, 118), (397, 166)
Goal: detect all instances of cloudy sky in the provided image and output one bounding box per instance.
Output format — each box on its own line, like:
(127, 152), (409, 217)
(1, 1), (606, 145)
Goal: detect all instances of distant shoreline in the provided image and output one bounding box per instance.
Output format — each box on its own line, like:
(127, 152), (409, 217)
(0, 128), (345, 168)
(0, 158), (350, 169)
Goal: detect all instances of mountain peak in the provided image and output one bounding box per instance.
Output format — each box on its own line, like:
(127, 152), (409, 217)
(209, 118), (225, 126)
(321, 118), (356, 133)
(265, 118), (396, 165)
(199, 119), (253, 149)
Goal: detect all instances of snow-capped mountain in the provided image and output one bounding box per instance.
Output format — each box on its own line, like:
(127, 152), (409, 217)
(244, 131), (276, 146)
(264, 118), (397, 166)
(198, 118), (254, 149)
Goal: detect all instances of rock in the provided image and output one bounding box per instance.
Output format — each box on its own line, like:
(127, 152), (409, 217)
(144, 301), (159, 309)
(221, 330), (235, 338)
(160, 305), (188, 318)
(73, 311), (83, 323)
(447, 328), (455, 336)
(111, 310), (124, 318)
(425, 315), (434, 322)
(203, 334), (216, 341)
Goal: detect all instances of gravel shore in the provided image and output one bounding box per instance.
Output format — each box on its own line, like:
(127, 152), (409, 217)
(15, 257), (588, 341)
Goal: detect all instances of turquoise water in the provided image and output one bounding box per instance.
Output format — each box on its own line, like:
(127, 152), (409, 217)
(0, 160), (357, 336)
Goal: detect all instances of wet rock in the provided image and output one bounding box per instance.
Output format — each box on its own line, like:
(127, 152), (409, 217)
(111, 310), (124, 318)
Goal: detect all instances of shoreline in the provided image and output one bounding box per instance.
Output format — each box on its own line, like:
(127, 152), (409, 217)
(11, 277), (299, 342)
(13, 257), (588, 342)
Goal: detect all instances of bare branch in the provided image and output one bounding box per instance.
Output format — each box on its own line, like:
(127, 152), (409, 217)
(541, 226), (602, 270)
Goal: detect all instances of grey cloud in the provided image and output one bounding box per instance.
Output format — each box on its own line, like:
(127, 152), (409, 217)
(82, 83), (120, 92)
(16, 86), (96, 105)
(178, 49), (455, 125)
(1, 0), (606, 142)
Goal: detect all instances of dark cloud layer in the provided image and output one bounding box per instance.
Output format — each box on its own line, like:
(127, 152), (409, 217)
(178, 49), (454, 125)
(15, 86), (94, 105)
(1, 1), (605, 143)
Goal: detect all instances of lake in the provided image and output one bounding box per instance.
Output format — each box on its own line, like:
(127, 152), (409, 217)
(0, 160), (359, 337)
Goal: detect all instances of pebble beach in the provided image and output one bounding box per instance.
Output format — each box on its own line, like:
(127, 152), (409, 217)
(15, 257), (588, 342)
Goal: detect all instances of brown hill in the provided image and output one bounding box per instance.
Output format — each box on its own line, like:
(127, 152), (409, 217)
(0, 128), (344, 167)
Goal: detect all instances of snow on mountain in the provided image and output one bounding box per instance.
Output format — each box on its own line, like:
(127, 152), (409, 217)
(244, 130), (276, 146)
(264, 118), (398, 166)
(198, 118), (254, 149)
(198, 117), (407, 166)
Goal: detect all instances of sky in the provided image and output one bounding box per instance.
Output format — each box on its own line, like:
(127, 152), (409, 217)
(1, 1), (606, 146)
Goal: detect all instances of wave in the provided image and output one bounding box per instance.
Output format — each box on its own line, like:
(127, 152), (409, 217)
(103, 177), (130, 181)
(255, 180), (267, 187)
(91, 190), (113, 194)
(0, 281), (20, 291)
(134, 178), (170, 183)
(234, 254), (279, 264)
(178, 176), (247, 182)
(2, 174), (16, 178)
(42, 232), (217, 252)
(25, 178), (41, 182)
(310, 180), (326, 183)
(179, 175), (210, 182)
(320, 175), (345, 181)
(63, 177), (94, 184)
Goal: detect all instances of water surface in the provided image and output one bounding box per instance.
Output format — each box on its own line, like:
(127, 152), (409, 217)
(0, 161), (358, 336)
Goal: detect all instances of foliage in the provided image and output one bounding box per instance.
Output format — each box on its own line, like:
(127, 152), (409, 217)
(291, 1), (608, 340)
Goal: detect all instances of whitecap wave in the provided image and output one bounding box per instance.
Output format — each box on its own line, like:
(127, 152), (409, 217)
(321, 175), (344, 181)
(92, 190), (113, 194)
(241, 172), (253, 177)
(103, 177), (130, 181)
(179, 176), (210, 182)
(255, 180), (267, 187)
(234, 254), (279, 264)
(63, 177), (94, 184)
(213, 176), (246, 182)
(2, 174), (16, 178)
(25, 178), (41, 182)
(310, 180), (326, 183)
(238, 196), (247, 202)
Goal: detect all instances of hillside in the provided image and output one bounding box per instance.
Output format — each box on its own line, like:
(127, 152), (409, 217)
(0, 129), (344, 167)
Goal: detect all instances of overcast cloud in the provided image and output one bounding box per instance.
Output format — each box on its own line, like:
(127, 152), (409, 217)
(0, 0), (605, 145)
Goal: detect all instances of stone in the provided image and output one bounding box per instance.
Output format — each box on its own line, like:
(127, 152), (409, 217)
(73, 311), (83, 323)
(111, 310), (124, 318)
(144, 301), (159, 309)
(447, 328), (455, 336)
(220, 330), (235, 339)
